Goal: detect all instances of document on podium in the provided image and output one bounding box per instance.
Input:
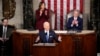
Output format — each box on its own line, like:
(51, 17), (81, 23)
(33, 43), (56, 46)
(44, 43), (56, 46)
(33, 43), (44, 46)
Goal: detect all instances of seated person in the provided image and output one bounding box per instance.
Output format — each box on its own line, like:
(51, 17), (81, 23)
(0, 19), (15, 55)
(66, 10), (83, 31)
(35, 21), (62, 43)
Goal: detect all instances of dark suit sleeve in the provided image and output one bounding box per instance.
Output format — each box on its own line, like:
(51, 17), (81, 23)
(35, 31), (41, 43)
(44, 9), (49, 20)
(66, 18), (73, 30)
(76, 18), (83, 30)
(52, 31), (60, 43)
(0, 25), (2, 37)
(35, 10), (41, 21)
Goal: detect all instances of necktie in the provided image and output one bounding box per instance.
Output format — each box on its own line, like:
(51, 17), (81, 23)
(45, 32), (49, 42)
(2, 27), (7, 39)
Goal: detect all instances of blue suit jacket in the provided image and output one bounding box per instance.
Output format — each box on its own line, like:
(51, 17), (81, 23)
(66, 17), (83, 30)
(38, 30), (59, 43)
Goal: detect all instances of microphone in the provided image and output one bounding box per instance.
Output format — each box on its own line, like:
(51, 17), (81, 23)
(45, 32), (47, 35)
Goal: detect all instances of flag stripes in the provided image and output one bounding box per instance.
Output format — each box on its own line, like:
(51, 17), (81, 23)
(40, 0), (83, 30)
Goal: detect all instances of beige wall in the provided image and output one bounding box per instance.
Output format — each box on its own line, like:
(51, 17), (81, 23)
(33, 0), (41, 19)
(0, 0), (90, 29)
(0, 0), (3, 23)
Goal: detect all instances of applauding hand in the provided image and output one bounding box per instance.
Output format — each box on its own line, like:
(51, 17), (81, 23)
(45, 10), (47, 15)
(35, 36), (40, 43)
(58, 35), (62, 42)
(74, 20), (78, 25)
(0, 38), (3, 42)
(40, 10), (43, 16)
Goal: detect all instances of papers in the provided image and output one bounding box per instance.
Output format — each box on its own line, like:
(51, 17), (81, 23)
(55, 31), (67, 34)
(33, 43), (56, 46)
(33, 43), (44, 46)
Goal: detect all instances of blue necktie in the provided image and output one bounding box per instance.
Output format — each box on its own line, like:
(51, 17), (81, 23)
(45, 32), (49, 42)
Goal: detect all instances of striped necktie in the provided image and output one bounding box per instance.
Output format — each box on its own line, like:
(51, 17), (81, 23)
(2, 26), (7, 39)
(45, 32), (49, 42)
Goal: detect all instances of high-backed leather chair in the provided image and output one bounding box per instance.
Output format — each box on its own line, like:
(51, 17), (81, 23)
(49, 10), (55, 30)
(66, 10), (83, 29)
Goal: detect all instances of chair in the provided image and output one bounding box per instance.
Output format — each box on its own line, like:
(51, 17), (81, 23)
(66, 10), (83, 30)
(67, 10), (83, 21)
(49, 10), (55, 30)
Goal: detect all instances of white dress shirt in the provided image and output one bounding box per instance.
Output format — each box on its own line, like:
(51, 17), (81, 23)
(45, 30), (49, 36)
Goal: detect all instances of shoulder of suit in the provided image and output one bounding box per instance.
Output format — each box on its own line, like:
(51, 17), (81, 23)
(78, 17), (83, 20)
(68, 17), (74, 21)
(49, 30), (55, 33)
(0, 24), (2, 27)
(69, 17), (74, 19)
(44, 8), (48, 10)
(39, 30), (44, 33)
(7, 25), (15, 28)
(36, 9), (40, 12)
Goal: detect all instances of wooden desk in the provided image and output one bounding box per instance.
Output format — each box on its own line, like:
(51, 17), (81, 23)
(13, 29), (96, 56)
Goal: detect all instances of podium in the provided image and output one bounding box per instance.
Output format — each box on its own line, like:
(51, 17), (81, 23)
(12, 29), (97, 56)
(33, 43), (60, 56)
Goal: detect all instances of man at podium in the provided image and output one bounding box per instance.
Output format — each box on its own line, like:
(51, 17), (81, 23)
(35, 21), (62, 43)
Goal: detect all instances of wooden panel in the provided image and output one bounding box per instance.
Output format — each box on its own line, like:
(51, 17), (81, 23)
(12, 32), (96, 56)
(81, 34), (97, 56)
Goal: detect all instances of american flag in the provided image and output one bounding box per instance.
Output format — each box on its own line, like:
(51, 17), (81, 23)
(40, 0), (83, 30)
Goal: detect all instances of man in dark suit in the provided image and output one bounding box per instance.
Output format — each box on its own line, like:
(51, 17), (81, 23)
(0, 19), (15, 55)
(35, 21), (62, 43)
(66, 10), (83, 30)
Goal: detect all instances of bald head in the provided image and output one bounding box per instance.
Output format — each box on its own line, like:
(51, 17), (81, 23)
(43, 22), (50, 31)
(73, 10), (80, 17)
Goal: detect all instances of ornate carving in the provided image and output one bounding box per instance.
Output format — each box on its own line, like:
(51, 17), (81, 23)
(2, 0), (16, 19)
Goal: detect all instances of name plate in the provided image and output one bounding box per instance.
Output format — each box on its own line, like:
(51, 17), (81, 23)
(33, 43), (56, 47)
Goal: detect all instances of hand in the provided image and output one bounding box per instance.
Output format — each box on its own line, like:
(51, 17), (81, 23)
(4, 38), (9, 41)
(35, 36), (40, 42)
(74, 20), (78, 25)
(72, 20), (75, 25)
(0, 38), (3, 42)
(58, 35), (62, 42)
(45, 10), (47, 15)
(40, 10), (43, 16)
